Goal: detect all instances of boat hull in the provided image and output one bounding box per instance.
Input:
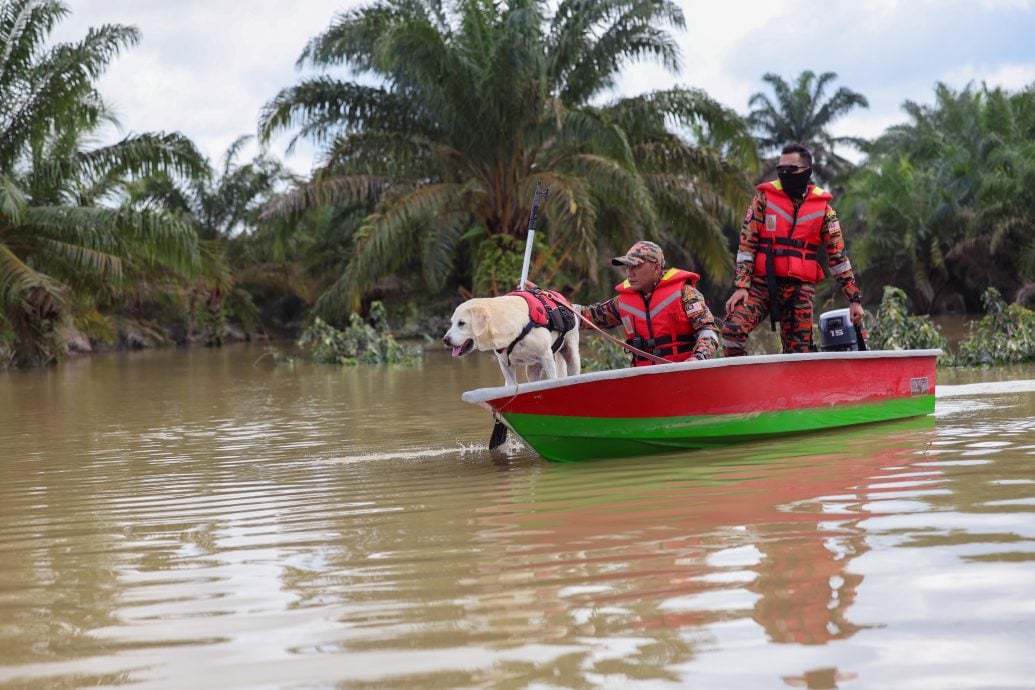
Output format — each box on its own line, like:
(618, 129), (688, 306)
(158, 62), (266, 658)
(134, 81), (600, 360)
(461, 350), (940, 462)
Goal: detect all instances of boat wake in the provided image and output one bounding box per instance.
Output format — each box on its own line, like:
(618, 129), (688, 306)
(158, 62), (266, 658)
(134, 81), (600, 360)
(936, 379), (1035, 397)
(317, 443), (487, 464)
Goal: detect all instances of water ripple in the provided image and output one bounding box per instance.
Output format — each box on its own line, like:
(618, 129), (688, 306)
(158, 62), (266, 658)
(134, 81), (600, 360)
(2, 352), (1035, 689)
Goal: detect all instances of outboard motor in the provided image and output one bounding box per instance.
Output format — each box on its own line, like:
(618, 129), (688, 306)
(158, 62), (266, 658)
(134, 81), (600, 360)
(819, 308), (867, 351)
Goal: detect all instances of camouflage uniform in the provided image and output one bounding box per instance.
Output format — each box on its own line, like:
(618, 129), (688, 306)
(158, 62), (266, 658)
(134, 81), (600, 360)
(580, 284), (720, 362)
(723, 190), (862, 356)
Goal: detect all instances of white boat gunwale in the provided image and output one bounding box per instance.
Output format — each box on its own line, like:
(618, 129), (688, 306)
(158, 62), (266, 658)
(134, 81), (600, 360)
(460, 349), (944, 404)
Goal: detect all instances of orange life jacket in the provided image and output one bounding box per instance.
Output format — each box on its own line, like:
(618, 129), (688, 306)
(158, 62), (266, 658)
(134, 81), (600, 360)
(615, 268), (700, 366)
(753, 181), (832, 284)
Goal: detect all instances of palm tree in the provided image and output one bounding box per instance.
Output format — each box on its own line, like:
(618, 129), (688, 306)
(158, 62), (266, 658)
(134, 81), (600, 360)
(131, 137), (295, 241)
(126, 136), (299, 344)
(747, 70), (869, 185)
(0, 0), (205, 365)
(259, 0), (754, 314)
(842, 157), (958, 313)
(843, 82), (1035, 313)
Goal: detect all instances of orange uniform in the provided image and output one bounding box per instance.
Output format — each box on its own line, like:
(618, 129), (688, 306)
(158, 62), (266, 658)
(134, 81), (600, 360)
(723, 182), (862, 356)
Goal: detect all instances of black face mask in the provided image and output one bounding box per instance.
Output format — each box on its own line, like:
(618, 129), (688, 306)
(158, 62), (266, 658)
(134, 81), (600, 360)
(777, 168), (812, 199)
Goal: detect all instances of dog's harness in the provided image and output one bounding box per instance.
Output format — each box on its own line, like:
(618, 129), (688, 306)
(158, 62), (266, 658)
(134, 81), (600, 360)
(497, 289), (577, 364)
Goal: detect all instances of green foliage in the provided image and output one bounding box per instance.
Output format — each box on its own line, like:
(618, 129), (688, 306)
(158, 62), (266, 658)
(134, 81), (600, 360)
(745, 326), (782, 355)
(193, 297), (228, 347)
(472, 234), (524, 296)
(579, 332), (630, 372)
(0, 312), (14, 368)
(127, 137), (297, 344)
(867, 286), (950, 356)
(0, 0), (207, 366)
(844, 83), (1035, 313)
(71, 306), (116, 345)
(260, 0), (754, 310)
(470, 232), (568, 296)
(296, 301), (421, 366)
(956, 288), (1035, 366)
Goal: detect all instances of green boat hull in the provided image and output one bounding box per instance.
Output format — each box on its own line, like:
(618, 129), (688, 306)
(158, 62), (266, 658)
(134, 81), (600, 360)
(505, 394), (935, 462)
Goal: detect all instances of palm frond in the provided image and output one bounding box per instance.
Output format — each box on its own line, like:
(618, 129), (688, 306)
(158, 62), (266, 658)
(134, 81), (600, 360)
(33, 236), (124, 284)
(336, 181), (469, 304)
(259, 78), (424, 151)
(262, 174), (396, 220)
(35, 132), (208, 191)
(0, 21), (139, 166)
(0, 242), (57, 305)
(24, 205), (199, 277)
(0, 172), (26, 221)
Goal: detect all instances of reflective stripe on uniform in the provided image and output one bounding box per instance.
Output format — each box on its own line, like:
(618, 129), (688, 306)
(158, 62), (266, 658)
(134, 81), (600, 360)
(768, 204), (794, 224)
(698, 329), (719, 345)
(612, 290), (682, 321)
(736, 251), (755, 263)
(646, 289), (682, 318)
(618, 302), (646, 319)
(830, 259), (852, 275)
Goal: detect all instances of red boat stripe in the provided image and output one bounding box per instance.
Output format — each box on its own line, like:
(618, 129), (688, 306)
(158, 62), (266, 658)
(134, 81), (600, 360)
(488, 357), (936, 419)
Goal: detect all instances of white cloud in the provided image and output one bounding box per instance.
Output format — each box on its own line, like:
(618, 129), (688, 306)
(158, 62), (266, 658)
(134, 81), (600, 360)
(940, 62), (1035, 91)
(61, 0), (346, 171)
(56, 0), (1035, 174)
(611, 2), (790, 110)
(980, 0), (1034, 8)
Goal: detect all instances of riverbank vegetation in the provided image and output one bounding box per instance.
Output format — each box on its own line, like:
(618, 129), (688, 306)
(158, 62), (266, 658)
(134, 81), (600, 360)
(869, 286), (1035, 367)
(1, 0), (1034, 370)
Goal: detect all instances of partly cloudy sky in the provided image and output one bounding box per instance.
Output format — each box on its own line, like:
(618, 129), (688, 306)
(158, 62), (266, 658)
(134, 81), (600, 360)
(60, 0), (1035, 173)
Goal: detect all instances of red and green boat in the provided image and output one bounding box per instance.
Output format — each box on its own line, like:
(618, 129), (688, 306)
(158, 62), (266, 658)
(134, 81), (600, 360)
(462, 350), (941, 462)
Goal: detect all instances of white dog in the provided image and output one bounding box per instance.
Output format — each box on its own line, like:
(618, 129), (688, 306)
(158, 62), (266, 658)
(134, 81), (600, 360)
(442, 294), (580, 386)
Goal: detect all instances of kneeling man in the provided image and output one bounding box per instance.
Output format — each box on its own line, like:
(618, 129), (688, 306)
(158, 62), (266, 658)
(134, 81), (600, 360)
(579, 241), (719, 365)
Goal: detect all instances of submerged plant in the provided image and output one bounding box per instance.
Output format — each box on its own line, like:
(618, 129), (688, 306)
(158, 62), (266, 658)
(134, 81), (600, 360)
(297, 301), (421, 366)
(956, 288), (1035, 366)
(867, 286), (950, 356)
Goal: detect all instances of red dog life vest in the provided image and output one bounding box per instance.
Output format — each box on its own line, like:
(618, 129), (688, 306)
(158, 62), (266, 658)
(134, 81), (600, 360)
(507, 289), (570, 328)
(501, 289), (577, 358)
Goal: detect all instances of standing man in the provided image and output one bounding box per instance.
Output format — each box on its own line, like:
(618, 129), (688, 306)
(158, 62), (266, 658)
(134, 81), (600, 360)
(723, 144), (864, 356)
(579, 240), (719, 365)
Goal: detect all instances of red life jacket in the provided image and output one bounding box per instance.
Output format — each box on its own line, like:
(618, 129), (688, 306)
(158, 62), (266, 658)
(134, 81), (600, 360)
(615, 268), (700, 366)
(752, 181), (832, 283)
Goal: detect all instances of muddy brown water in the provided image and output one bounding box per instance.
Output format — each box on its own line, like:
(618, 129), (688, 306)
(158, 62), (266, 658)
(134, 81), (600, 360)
(1, 343), (1034, 689)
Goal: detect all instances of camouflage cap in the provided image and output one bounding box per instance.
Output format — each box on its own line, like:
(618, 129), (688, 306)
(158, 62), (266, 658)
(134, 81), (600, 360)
(611, 240), (665, 267)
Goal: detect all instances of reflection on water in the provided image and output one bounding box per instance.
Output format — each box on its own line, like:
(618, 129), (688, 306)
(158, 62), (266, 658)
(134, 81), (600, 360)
(1, 346), (1034, 689)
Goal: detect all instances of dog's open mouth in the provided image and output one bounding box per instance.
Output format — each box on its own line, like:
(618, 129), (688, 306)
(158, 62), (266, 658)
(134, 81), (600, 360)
(451, 339), (474, 357)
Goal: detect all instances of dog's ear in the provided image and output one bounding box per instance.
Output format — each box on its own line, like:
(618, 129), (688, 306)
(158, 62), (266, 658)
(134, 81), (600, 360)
(470, 304), (491, 339)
